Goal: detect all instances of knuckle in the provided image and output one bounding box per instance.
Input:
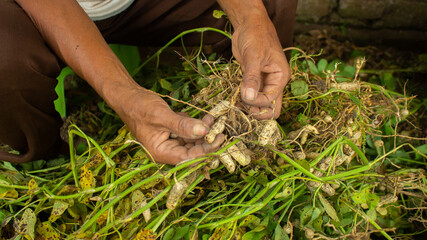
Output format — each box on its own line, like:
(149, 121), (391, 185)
(176, 117), (188, 136)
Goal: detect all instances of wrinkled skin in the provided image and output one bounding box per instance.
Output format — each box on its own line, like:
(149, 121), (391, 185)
(15, 0), (290, 165)
(111, 85), (225, 165)
(232, 16), (291, 120)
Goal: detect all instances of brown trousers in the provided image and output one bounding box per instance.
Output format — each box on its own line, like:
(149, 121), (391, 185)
(0, 0), (297, 163)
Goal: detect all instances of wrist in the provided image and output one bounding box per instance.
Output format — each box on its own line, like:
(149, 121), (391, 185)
(217, 0), (269, 29)
(101, 74), (142, 111)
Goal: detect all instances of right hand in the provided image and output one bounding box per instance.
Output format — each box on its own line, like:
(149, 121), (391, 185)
(111, 85), (225, 165)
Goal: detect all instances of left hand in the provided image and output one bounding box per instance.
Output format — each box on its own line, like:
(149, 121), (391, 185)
(231, 14), (291, 119)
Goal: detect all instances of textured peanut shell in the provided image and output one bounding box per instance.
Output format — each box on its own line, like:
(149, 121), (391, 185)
(205, 116), (226, 143)
(218, 152), (236, 173)
(227, 142), (251, 166)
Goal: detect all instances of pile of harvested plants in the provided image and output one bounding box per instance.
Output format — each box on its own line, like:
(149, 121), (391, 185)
(1, 47), (426, 240)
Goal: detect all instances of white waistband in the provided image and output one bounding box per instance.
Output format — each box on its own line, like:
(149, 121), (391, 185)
(77, 0), (135, 21)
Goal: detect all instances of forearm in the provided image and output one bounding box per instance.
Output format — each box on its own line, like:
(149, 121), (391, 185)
(216, 0), (270, 29)
(15, 0), (138, 109)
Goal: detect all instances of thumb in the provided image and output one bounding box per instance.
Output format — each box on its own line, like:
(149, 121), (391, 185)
(241, 53), (262, 103)
(164, 111), (209, 139)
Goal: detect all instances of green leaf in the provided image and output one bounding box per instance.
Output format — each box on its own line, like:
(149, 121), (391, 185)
(296, 113), (309, 125)
(196, 56), (207, 75)
(196, 77), (209, 89)
(49, 200), (69, 223)
(295, 159), (310, 171)
(326, 59), (344, 72)
(352, 188), (368, 205)
(254, 172), (269, 186)
(172, 225), (189, 240)
(367, 193), (380, 209)
(338, 213), (353, 227)
(381, 72), (396, 91)
(309, 208), (322, 226)
(312, 216), (323, 232)
(17, 208), (36, 240)
(300, 205), (313, 226)
(389, 150), (410, 161)
(110, 44), (141, 74)
(349, 94), (361, 106)
(252, 217), (269, 232)
(291, 80), (308, 100)
(317, 59), (328, 72)
(187, 226), (198, 240)
(336, 66), (356, 82)
(415, 144), (427, 160)
(318, 194), (339, 222)
(181, 84), (190, 100)
(0, 209), (10, 222)
(274, 224), (290, 240)
(163, 228), (176, 240)
(159, 78), (175, 92)
(240, 215), (261, 228)
(416, 144), (427, 154)
(55, 67), (74, 118)
(350, 50), (366, 58)
(307, 60), (318, 74)
(242, 229), (268, 240)
(208, 53), (217, 61)
(367, 208), (377, 221)
(213, 10), (226, 19)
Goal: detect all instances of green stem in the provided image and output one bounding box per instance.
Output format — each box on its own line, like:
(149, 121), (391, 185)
(77, 173), (163, 234)
(44, 163), (156, 200)
(100, 185), (171, 234)
(131, 27), (231, 77)
(228, 181), (256, 205)
(0, 183), (28, 190)
(277, 186), (305, 223)
(52, 172), (73, 193)
(148, 209), (173, 232)
(311, 136), (345, 167)
(198, 180), (286, 229)
(344, 139), (369, 165)
(270, 149), (323, 182)
(342, 200), (392, 240)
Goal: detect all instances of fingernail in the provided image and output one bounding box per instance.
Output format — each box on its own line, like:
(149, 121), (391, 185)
(193, 124), (208, 137)
(245, 88), (256, 101)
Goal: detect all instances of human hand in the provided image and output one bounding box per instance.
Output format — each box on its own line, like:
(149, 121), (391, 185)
(231, 14), (291, 119)
(111, 85), (225, 165)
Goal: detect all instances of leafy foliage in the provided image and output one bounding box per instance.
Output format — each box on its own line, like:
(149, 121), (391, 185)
(1, 32), (426, 240)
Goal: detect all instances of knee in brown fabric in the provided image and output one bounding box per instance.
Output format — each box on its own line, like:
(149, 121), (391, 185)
(0, 0), (65, 163)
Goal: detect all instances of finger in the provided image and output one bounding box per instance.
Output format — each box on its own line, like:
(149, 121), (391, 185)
(154, 134), (225, 165)
(250, 98), (282, 120)
(176, 112), (190, 117)
(188, 133), (225, 158)
(152, 139), (187, 165)
(161, 110), (210, 140)
(242, 53), (290, 108)
(202, 114), (215, 127)
(251, 107), (273, 120)
(241, 51), (263, 103)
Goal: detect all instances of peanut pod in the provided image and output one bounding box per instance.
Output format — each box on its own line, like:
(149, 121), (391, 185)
(207, 158), (220, 169)
(205, 116), (226, 143)
(166, 170), (200, 210)
(131, 190), (151, 222)
(330, 82), (359, 91)
(218, 152), (236, 173)
(258, 120), (280, 146)
(227, 141), (251, 166)
(209, 100), (231, 118)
